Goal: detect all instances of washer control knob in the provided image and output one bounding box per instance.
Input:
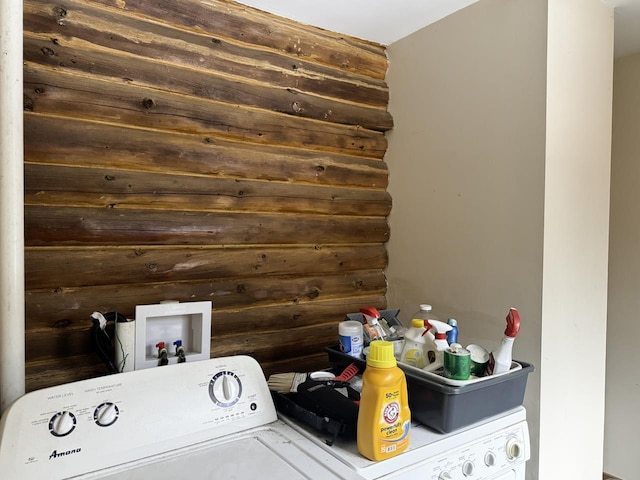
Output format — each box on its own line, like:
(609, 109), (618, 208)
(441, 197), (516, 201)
(94, 402), (119, 427)
(49, 411), (77, 437)
(462, 460), (475, 476)
(438, 472), (453, 480)
(209, 371), (242, 407)
(506, 436), (523, 459)
(484, 451), (497, 467)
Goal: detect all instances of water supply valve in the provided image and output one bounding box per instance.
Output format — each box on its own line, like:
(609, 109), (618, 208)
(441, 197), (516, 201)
(156, 342), (169, 366)
(174, 340), (186, 363)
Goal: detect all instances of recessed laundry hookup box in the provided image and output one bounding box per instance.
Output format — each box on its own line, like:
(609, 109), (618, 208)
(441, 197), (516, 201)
(134, 300), (212, 369)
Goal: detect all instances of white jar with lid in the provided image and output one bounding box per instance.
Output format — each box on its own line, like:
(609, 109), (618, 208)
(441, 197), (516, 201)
(339, 320), (364, 358)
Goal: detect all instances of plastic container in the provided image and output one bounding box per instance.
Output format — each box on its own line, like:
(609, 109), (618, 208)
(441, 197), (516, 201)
(399, 319), (429, 368)
(338, 320), (364, 358)
(409, 304), (439, 328)
(357, 341), (411, 461)
(326, 344), (534, 433)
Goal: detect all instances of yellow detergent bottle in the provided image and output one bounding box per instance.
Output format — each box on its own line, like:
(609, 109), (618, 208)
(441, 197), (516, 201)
(357, 340), (411, 461)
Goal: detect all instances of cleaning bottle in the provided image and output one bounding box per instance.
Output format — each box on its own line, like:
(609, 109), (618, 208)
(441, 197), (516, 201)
(446, 318), (459, 344)
(422, 319), (452, 372)
(357, 340), (411, 461)
(399, 319), (428, 368)
(410, 304), (438, 330)
(487, 307), (521, 375)
(360, 307), (388, 341)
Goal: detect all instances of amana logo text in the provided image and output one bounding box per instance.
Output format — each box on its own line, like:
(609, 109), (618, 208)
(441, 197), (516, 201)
(49, 448), (81, 460)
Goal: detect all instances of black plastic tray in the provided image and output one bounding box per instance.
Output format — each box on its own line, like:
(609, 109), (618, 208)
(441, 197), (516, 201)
(326, 345), (534, 433)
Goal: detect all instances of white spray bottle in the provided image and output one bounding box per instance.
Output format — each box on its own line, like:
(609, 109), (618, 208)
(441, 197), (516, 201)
(360, 307), (387, 341)
(487, 307), (521, 375)
(422, 319), (452, 372)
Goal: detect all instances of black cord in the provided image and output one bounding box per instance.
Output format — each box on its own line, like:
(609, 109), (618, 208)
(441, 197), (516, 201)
(90, 312), (125, 374)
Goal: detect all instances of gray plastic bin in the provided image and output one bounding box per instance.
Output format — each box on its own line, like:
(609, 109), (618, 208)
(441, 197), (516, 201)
(326, 345), (534, 433)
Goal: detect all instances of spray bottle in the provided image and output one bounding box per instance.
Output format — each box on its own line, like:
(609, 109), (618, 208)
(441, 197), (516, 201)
(399, 319), (429, 368)
(422, 319), (452, 372)
(360, 307), (388, 341)
(487, 307), (520, 375)
(446, 318), (459, 344)
(357, 340), (411, 461)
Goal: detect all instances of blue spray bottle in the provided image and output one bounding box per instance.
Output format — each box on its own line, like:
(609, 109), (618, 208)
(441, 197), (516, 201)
(446, 318), (459, 344)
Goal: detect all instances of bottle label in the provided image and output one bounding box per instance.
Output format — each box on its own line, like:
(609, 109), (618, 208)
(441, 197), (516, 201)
(376, 390), (410, 455)
(339, 333), (363, 357)
(402, 348), (426, 369)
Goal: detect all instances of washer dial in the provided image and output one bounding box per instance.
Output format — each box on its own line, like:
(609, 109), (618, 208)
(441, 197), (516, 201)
(49, 411), (77, 437)
(94, 402), (119, 427)
(209, 371), (242, 407)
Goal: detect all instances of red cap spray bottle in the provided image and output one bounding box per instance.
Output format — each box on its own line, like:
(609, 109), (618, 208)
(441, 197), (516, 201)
(487, 308), (520, 375)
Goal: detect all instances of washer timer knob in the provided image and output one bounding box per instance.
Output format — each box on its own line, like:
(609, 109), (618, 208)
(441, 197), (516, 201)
(438, 472), (453, 480)
(94, 402), (119, 427)
(209, 371), (242, 407)
(49, 411), (77, 437)
(506, 436), (523, 459)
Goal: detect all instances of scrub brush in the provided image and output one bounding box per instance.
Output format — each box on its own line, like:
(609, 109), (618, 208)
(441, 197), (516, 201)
(267, 363), (360, 394)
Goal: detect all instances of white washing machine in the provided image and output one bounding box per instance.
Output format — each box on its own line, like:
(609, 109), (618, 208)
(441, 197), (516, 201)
(0, 355), (529, 479)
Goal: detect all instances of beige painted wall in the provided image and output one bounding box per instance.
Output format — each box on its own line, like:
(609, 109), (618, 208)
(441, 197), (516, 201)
(385, 0), (547, 476)
(604, 51), (640, 480)
(385, 0), (613, 478)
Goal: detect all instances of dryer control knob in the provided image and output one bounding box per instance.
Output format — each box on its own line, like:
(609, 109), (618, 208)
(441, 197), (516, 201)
(462, 460), (475, 476)
(506, 436), (523, 459)
(438, 472), (453, 480)
(484, 451), (497, 467)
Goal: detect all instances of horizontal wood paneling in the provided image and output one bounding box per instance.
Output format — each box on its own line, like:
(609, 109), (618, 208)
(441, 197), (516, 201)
(26, 301), (387, 363)
(24, 64), (387, 158)
(26, 270), (386, 327)
(25, 164), (392, 216)
(23, 33), (392, 131)
(25, 245), (388, 289)
(22, 0), (391, 389)
(25, 115), (390, 187)
(90, 0), (388, 79)
(25, 206), (390, 245)
(24, 0), (389, 91)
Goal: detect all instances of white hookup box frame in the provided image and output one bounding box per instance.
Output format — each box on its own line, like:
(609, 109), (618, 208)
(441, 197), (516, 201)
(134, 300), (212, 370)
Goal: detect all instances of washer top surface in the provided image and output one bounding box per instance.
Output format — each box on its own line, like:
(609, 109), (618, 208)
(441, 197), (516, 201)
(78, 420), (363, 480)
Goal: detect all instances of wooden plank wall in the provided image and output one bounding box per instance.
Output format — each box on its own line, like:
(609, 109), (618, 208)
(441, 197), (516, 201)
(22, 0), (392, 390)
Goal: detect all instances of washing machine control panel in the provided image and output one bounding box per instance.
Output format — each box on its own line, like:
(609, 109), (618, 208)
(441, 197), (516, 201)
(0, 356), (277, 480)
(408, 419), (530, 480)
